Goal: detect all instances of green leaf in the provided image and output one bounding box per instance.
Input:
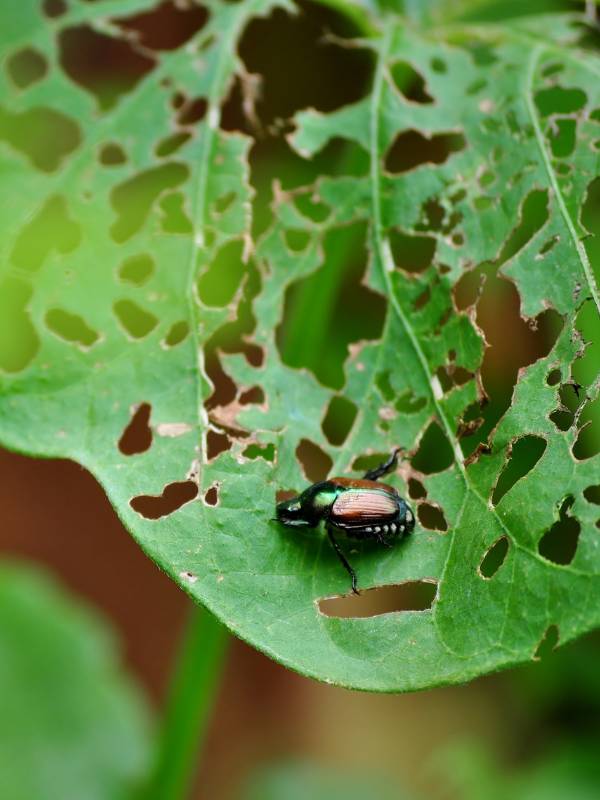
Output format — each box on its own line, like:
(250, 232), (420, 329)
(434, 738), (600, 800)
(1, 1), (599, 691)
(242, 761), (408, 800)
(0, 562), (152, 800)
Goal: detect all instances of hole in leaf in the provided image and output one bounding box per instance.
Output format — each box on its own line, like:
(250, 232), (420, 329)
(0, 106), (80, 172)
(197, 239), (246, 307)
(239, 386), (264, 405)
(408, 479), (426, 499)
(130, 480), (198, 519)
(322, 395), (358, 446)
(160, 192), (192, 234)
(118, 402), (152, 455)
(6, 47), (48, 89)
(384, 130), (466, 174)
(213, 191), (237, 216)
(155, 131), (191, 158)
(462, 260), (563, 457)
(239, 6), (374, 127)
(573, 397), (600, 460)
(99, 142), (127, 166)
(389, 230), (436, 273)
(204, 486), (219, 506)
(547, 368), (561, 386)
(300, 138), (372, 180)
(59, 25), (155, 110)
(202, 258), (262, 413)
(116, 1), (208, 51)
(417, 503), (447, 531)
(376, 371), (394, 402)
(43, 0), (66, 17)
(411, 422), (454, 474)
(534, 86), (587, 116)
(351, 452), (392, 474)
(550, 409), (573, 431)
(276, 488), (297, 504)
(219, 74), (253, 135)
(498, 189), (549, 265)
(207, 429), (231, 460)
(538, 496), (580, 565)
(395, 390), (427, 414)
(293, 193), (330, 223)
(549, 118), (576, 158)
(11, 195), (81, 271)
(0, 277), (39, 373)
(318, 581), (437, 618)
(431, 58), (446, 73)
(534, 624), (559, 660)
(113, 300), (158, 339)
(243, 442), (275, 461)
(164, 320), (189, 347)
(110, 163), (188, 242)
(479, 536), (509, 579)
(284, 229), (311, 252)
(45, 308), (98, 347)
(177, 96), (208, 126)
(277, 223), (385, 389)
(584, 485), (600, 504)
(390, 60), (433, 104)
(296, 439), (332, 483)
(417, 198), (446, 231)
(492, 436), (546, 506)
(118, 254), (154, 286)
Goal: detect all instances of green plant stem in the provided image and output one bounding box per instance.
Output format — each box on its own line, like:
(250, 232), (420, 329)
(309, 0), (379, 36)
(146, 607), (229, 800)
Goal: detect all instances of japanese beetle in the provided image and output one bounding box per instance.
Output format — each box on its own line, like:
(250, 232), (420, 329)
(276, 449), (414, 594)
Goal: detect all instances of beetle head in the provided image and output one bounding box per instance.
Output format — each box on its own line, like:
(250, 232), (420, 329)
(275, 495), (312, 527)
(275, 482), (337, 528)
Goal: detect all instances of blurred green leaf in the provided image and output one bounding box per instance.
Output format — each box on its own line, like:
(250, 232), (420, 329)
(434, 739), (600, 800)
(241, 761), (407, 800)
(0, 562), (152, 800)
(0, 1), (599, 692)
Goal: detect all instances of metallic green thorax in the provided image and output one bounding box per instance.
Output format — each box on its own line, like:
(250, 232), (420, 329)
(275, 481), (340, 527)
(311, 486), (339, 510)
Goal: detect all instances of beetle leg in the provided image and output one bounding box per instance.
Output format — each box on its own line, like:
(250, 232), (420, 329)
(375, 532), (394, 548)
(326, 525), (359, 595)
(363, 447), (402, 481)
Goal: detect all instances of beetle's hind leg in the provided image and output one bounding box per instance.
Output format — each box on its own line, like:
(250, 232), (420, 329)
(375, 531), (395, 548)
(326, 525), (359, 595)
(363, 447), (402, 481)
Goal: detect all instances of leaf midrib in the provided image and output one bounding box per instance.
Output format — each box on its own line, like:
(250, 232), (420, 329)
(525, 44), (600, 318)
(364, 26), (595, 620)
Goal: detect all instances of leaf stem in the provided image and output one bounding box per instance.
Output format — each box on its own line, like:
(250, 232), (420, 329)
(146, 607), (228, 800)
(308, 0), (379, 36)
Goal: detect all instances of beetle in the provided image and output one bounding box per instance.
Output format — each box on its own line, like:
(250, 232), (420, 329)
(275, 448), (414, 594)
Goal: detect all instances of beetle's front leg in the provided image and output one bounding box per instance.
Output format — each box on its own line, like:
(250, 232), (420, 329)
(362, 447), (401, 481)
(326, 525), (359, 595)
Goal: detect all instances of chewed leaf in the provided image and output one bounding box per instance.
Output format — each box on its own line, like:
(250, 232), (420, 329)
(0, 0), (599, 692)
